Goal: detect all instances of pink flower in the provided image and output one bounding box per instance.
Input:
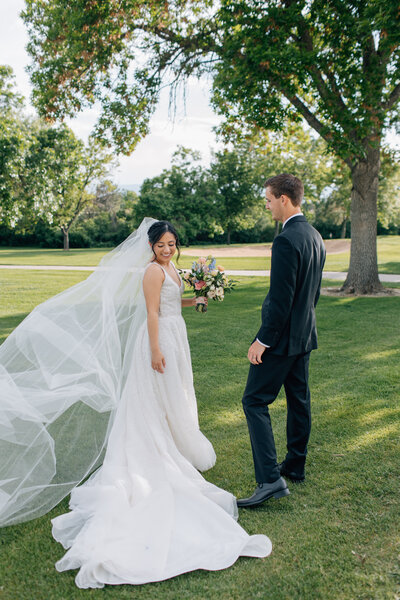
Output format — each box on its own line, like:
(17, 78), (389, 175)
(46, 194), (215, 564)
(195, 280), (206, 290)
(217, 265), (224, 271)
(198, 257), (207, 264)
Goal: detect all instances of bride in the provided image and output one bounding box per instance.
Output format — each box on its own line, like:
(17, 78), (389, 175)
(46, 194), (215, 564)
(0, 218), (271, 588)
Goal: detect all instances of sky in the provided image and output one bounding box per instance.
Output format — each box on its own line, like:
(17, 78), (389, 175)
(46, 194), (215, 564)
(1, 0), (223, 188)
(1, 0), (399, 189)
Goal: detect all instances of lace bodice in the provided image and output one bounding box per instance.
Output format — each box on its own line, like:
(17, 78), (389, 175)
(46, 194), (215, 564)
(145, 262), (184, 318)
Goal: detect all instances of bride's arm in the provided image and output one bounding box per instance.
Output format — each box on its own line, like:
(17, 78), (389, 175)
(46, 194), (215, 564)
(181, 297), (197, 307)
(181, 297), (208, 308)
(143, 265), (166, 374)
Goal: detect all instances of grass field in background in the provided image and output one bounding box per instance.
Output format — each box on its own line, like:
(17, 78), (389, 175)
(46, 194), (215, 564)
(0, 270), (399, 600)
(0, 246), (107, 266)
(321, 236), (400, 274)
(0, 235), (399, 273)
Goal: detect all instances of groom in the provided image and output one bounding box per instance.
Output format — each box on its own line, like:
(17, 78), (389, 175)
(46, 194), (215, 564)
(237, 173), (326, 507)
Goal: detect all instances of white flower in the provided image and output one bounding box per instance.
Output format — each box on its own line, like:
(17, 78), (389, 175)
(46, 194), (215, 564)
(208, 290), (216, 299)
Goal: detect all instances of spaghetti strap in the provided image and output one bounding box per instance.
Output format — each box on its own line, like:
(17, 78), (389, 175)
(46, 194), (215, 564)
(171, 262), (180, 276)
(145, 262), (166, 274)
(146, 262), (181, 289)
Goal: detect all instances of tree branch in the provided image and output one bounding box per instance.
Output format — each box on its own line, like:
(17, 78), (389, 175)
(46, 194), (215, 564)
(381, 82), (400, 111)
(281, 89), (353, 169)
(139, 22), (219, 55)
(362, 34), (377, 75)
(295, 14), (358, 145)
(324, 70), (350, 113)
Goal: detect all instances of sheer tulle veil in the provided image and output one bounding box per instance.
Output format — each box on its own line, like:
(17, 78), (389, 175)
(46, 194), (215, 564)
(0, 217), (158, 526)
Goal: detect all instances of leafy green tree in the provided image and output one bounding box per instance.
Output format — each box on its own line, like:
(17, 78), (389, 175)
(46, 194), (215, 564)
(23, 126), (114, 250)
(314, 148), (400, 238)
(136, 147), (221, 244)
(376, 150), (400, 233)
(88, 180), (123, 231)
(239, 124), (334, 236)
(0, 66), (29, 225)
(23, 0), (400, 292)
(314, 172), (352, 239)
(0, 65), (24, 113)
(73, 182), (140, 246)
(209, 148), (262, 244)
(0, 67), (115, 247)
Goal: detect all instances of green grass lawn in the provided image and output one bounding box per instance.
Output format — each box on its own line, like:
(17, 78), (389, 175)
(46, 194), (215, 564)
(0, 235), (399, 273)
(0, 246), (108, 266)
(323, 236), (400, 274)
(0, 272), (399, 600)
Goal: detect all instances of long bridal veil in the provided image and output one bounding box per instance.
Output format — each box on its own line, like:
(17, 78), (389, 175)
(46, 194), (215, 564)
(0, 217), (157, 527)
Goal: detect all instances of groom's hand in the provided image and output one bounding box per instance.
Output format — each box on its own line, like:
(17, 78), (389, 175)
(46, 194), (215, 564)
(247, 340), (266, 365)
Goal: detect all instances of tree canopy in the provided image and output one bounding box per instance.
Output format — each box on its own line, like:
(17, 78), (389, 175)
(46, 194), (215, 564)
(23, 0), (400, 291)
(23, 1), (400, 157)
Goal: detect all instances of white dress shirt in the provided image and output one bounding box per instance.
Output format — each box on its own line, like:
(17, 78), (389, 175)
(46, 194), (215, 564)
(282, 212), (303, 229)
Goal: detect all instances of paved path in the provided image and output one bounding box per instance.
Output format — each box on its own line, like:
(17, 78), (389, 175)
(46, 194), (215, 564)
(0, 264), (399, 282)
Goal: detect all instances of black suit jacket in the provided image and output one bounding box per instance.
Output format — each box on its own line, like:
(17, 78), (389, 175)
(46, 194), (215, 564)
(256, 215), (326, 356)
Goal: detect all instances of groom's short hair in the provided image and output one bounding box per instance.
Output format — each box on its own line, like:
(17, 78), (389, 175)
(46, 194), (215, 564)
(264, 174), (304, 206)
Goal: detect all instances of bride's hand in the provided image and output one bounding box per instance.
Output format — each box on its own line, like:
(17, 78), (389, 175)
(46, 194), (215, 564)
(151, 349), (166, 374)
(195, 296), (208, 307)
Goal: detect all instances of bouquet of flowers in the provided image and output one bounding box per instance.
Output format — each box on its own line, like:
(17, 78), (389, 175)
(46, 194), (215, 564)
(180, 256), (236, 312)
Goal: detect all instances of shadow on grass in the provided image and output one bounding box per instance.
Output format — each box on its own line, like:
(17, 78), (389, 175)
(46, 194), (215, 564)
(377, 260), (400, 274)
(0, 313), (29, 344)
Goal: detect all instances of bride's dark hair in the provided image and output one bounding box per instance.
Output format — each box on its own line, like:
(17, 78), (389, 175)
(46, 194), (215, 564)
(147, 220), (181, 261)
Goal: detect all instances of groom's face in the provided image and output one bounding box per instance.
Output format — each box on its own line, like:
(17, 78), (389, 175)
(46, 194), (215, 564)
(265, 187), (284, 222)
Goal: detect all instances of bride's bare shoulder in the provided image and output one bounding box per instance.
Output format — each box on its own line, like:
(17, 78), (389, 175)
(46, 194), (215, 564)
(143, 262), (165, 286)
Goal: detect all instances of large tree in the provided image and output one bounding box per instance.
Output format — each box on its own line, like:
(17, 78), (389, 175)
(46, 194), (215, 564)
(23, 0), (400, 292)
(211, 1), (400, 293)
(24, 126), (113, 250)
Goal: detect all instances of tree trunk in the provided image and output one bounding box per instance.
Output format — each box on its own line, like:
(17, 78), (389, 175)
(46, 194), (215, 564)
(274, 221), (280, 238)
(227, 228), (231, 245)
(342, 146), (382, 294)
(62, 227), (70, 251)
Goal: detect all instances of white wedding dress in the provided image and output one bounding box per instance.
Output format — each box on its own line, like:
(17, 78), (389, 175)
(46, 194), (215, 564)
(51, 263), (272, 588)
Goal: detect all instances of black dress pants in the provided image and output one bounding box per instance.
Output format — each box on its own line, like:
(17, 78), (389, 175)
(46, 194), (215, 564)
(242, 351), (311, 483)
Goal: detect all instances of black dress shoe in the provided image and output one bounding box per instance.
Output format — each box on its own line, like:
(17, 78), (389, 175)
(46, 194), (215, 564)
(279, 462), (305, 483)
(237, 477), (290, 508)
